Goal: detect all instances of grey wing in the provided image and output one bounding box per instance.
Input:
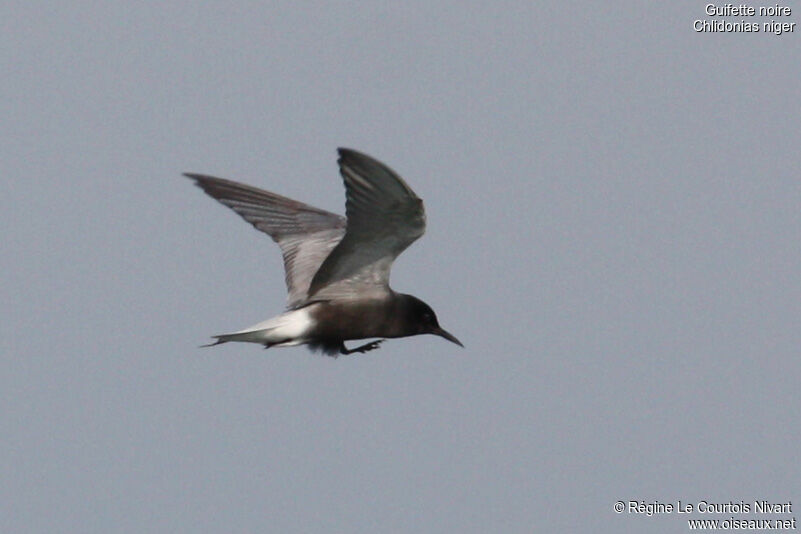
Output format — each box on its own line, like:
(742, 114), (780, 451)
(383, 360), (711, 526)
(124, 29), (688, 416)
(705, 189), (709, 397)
(185, 173), (346, 308)
(307, 149), (426, 300)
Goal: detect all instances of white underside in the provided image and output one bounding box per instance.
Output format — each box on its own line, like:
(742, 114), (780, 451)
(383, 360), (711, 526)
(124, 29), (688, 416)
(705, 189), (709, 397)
(218, 306), (317, 345)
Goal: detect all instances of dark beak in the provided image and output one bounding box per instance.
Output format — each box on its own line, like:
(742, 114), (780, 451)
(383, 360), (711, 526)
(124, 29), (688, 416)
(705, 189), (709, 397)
(431, 327), (464, 348)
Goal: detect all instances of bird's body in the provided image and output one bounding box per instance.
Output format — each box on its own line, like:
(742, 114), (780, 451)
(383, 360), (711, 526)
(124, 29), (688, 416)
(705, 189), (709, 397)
(187, 148), (462, 356)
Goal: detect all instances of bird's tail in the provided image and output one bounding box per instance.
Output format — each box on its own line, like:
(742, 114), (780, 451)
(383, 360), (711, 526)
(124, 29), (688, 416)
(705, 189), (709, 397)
(199, 331), (269, 347)
(199, 336), (231, 348)
(198, 307), (316, 348)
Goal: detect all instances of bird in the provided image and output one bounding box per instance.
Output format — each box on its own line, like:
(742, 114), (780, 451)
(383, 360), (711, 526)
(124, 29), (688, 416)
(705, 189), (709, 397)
(185, 148), (463, 356)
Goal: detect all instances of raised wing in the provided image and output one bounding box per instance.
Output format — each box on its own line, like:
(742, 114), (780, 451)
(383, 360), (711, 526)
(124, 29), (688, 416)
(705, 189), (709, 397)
(185, 173), (346, 308)
(307, 149), (426, 301)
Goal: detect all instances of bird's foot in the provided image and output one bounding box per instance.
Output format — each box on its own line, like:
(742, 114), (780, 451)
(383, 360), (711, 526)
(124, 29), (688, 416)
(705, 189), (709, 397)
(340, 339), (384, 355)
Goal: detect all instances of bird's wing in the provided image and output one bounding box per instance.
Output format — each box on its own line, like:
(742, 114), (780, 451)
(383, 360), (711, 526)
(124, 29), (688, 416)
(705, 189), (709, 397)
(185, 173), (346, 308)
(307, 149), (426, 301)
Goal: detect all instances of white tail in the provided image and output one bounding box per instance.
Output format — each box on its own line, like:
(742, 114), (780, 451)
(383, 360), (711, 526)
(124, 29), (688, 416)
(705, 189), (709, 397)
(205, 306), (317, 347)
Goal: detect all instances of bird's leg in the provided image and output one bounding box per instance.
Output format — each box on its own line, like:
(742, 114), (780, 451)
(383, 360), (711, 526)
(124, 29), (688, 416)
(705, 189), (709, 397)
(339, 339), (385, 355)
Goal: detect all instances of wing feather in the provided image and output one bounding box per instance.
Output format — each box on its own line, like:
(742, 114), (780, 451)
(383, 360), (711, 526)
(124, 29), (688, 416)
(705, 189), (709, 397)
(307, 149), (426, 300)
(185, 173), (345, 308)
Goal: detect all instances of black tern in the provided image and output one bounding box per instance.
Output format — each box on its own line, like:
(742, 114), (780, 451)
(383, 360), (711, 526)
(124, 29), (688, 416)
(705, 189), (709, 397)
(186, 148), (463, 356)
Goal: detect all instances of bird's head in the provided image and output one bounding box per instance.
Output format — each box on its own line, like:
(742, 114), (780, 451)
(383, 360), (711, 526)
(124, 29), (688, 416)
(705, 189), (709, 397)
(401, 294), (463, 348)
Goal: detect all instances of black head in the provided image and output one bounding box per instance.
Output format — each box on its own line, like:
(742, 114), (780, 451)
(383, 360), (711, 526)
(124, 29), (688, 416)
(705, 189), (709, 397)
(400, 294), (463, 348)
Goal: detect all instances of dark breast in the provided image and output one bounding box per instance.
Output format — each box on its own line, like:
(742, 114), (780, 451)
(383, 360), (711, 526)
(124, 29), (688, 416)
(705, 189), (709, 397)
(309, 298), (405, 341)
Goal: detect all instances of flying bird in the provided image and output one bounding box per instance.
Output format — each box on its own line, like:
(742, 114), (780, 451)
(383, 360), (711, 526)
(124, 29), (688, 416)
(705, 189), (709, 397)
(186, 148), (463, 356)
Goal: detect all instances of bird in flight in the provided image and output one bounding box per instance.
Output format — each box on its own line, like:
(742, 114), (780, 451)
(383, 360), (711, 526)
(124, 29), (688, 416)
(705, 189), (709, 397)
(186, 148), (462, 356)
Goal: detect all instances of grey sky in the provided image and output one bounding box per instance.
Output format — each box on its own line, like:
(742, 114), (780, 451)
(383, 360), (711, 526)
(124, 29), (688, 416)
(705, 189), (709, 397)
(2, 2), (799, 532)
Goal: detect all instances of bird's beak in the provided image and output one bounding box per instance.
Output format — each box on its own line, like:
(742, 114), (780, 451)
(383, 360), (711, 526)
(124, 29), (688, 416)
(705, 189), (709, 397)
(432, 327), (464, 348)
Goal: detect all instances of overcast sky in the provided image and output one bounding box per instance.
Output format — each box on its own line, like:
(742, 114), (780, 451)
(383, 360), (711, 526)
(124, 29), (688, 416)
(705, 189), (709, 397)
(2, 2), (799, 532)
